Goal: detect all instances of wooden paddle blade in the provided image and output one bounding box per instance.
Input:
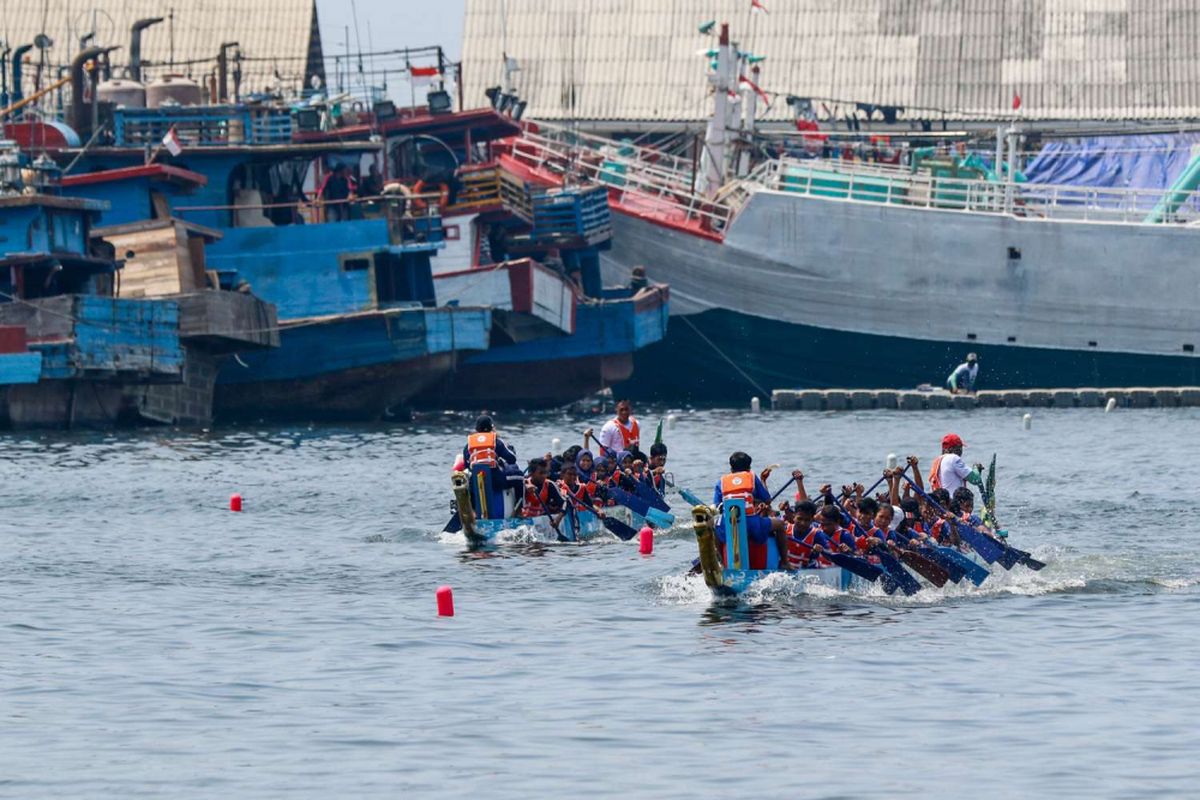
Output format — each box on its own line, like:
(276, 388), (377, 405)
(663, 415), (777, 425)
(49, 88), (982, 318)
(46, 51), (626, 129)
(898, 550), (949, 587)
(826, 552), (881, 582)
(603, 516), (639, 541)
(874, 550), (922, 595)
(954, 522), (1004, 563)
(996, 547), (1022, 570)
(935, 546), (990, 586)
(1011, 548), (1046, 570)
(922, 548), (965, 583)
(645, 507), (675, 528)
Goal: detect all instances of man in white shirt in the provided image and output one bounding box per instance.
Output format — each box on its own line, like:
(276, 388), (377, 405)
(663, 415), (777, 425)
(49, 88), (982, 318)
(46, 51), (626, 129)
(946, 353), (979, 394)
(594, 399), (641, 457)
(928, 433), (983, 495)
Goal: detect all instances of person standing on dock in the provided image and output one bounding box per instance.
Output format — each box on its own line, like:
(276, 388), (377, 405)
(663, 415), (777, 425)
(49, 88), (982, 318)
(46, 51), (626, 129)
(463, 416), (518, 519)
(593, 400), (641, 457)
(946, 353), (980, 394)
(928, 433), (984, 496)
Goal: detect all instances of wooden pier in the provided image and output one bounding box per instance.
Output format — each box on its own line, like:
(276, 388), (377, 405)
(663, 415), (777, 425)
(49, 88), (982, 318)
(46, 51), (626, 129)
(771, 387), (1200, 411)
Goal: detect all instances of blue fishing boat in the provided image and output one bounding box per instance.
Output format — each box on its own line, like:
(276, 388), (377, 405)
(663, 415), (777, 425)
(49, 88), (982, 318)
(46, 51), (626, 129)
(24, 94), (496, 420)
(0, 144), (184, 428)
(305, 102), (671, 408)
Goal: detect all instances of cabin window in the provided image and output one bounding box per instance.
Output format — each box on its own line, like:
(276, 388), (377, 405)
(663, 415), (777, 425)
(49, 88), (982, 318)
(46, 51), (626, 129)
(966, 333), (977, 340)
(341, 255), (372, 272)
(1184, 344), (1195, 353)
(374, 252), (435, 307)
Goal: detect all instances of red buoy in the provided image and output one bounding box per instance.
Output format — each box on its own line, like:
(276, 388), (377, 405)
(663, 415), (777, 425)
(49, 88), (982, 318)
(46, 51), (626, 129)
(639, 526), (654, 555)
(229, 493), (243, 512)
(436, 585), (455, 617)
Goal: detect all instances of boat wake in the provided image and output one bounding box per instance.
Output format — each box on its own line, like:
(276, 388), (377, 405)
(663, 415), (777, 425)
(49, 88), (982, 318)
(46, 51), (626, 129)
(651, 544), (1200, 607)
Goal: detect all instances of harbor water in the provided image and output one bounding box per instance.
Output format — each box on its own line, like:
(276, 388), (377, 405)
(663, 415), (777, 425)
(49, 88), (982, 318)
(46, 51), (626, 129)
(2, 408), (1198, 798)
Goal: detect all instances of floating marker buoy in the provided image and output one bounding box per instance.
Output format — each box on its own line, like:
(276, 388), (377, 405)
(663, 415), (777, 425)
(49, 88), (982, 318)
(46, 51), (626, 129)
(750, 396), (761, 413)
(229, 493), (242, 512)
(551, 437), (561, 453)
(639, 526), (654, 555)
(1105, 397), (1117, 413)
(436, 586), (454, 617)
(886, 453), (898, 470)
(667, 414), (677, 430)
(1023, 413), (1032, 430)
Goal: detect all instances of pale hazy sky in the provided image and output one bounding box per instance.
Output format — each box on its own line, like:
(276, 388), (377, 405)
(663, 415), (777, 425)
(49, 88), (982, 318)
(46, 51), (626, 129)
(317, 0), (466, 63)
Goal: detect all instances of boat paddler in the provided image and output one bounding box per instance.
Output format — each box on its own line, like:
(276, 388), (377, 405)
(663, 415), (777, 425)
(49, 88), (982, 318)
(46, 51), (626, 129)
(712, 451), (799, 571)
(462, 415), (518, 519)
(521, 457), (566, 518)
(928, 433), (984, 496)
(592, 399), (640, 457)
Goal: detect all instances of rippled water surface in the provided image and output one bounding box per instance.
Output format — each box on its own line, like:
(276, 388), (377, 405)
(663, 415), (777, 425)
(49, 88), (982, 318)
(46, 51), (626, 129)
(2, 408), (1199, 798)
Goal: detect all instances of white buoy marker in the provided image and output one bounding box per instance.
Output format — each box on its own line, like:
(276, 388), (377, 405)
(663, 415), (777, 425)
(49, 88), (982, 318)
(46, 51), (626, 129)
(1022, 413), (1032, 430)
(750, 396), (761, 413)
(1105, 397), (1117, 413)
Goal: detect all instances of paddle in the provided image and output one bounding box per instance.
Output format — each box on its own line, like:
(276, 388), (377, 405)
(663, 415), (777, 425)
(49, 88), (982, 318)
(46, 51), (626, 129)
(787, 537), (886, 583)
(896, 549), (950, 587)
(934, 545), (990, 586)
(840, 466), (949, 588)
(607, 485), (674, 528)
(901, 475), (1041, 569)
(563, 491), (639, 541)
(830, 495), (922, 595)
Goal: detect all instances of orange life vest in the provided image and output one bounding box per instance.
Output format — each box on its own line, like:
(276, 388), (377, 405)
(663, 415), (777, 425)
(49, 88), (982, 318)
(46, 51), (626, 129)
(928, 454), (945, 490)
(522, 479), (554, 518)
(610, 417), (640, 449)
(467, 432), (497, 467)
(720, 471), (756, 508)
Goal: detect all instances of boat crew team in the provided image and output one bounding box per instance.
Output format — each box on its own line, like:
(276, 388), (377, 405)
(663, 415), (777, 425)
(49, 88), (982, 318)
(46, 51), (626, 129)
(453, 402), (1002, 577)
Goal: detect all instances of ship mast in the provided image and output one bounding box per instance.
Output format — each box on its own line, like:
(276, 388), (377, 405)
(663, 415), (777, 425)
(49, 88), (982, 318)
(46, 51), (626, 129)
(700, 23), (737, 198)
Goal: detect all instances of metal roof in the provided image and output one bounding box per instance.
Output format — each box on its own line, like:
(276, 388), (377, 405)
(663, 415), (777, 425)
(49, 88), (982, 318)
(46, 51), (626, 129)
(1, 0), (323, 98)
(462, 0), (1200, 122)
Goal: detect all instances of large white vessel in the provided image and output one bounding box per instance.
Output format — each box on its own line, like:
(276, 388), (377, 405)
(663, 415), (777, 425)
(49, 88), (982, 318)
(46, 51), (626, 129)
(499, 24), (1200, 401)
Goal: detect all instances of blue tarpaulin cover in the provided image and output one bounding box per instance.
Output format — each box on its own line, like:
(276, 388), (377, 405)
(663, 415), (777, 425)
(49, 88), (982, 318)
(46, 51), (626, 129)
(1024, 133), (1200, 190)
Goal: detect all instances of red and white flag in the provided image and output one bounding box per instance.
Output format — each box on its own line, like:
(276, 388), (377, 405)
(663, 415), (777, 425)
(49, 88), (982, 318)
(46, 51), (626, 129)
(161, 126), (183, 157)
(410, 65), (440, 85)
(751, 0), (769, 14)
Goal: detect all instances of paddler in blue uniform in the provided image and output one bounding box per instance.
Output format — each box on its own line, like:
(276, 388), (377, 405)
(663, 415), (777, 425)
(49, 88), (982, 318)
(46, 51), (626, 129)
(463, 416), (518, 519)
(712, 452), (799, 571)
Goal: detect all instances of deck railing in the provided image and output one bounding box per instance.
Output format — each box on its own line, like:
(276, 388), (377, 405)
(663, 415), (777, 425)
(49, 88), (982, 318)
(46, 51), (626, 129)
(758, 156), (1200, 225)
(511, 124), (733, 232)
(517, 122), (1200, 230)
(113, 106), (293, 148)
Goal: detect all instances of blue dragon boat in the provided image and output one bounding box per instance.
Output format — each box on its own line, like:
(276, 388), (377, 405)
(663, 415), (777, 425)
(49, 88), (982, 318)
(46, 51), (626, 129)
(450, 470), (606, 544)
(690, 499), (1010, 599)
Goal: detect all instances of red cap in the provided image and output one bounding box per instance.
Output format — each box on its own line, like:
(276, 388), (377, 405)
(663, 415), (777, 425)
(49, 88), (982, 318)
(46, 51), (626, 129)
(942, 433), (964, 449)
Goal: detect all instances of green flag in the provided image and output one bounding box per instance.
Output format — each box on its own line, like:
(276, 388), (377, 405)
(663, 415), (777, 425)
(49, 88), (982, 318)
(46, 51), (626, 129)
(654, 419), (663, 446)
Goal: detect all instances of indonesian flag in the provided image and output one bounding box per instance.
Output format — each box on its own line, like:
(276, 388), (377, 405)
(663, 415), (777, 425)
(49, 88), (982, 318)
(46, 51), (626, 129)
(1012, 91), (1022, 110)
(410, 65), (439, 85)
(161, 126), (183, 157)
(740, 75), (770, 106)
(751, 0), (768, 14)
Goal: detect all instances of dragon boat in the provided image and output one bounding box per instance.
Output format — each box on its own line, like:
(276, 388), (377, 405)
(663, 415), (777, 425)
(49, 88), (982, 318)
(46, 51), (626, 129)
(690, 497), (1037, 600)
(450, 469), (659, 545)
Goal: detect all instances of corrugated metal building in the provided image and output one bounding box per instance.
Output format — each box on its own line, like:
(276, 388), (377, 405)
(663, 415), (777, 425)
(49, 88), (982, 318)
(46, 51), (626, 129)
(462, 0), (1200, 124)
(2, 0), (323, 98)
